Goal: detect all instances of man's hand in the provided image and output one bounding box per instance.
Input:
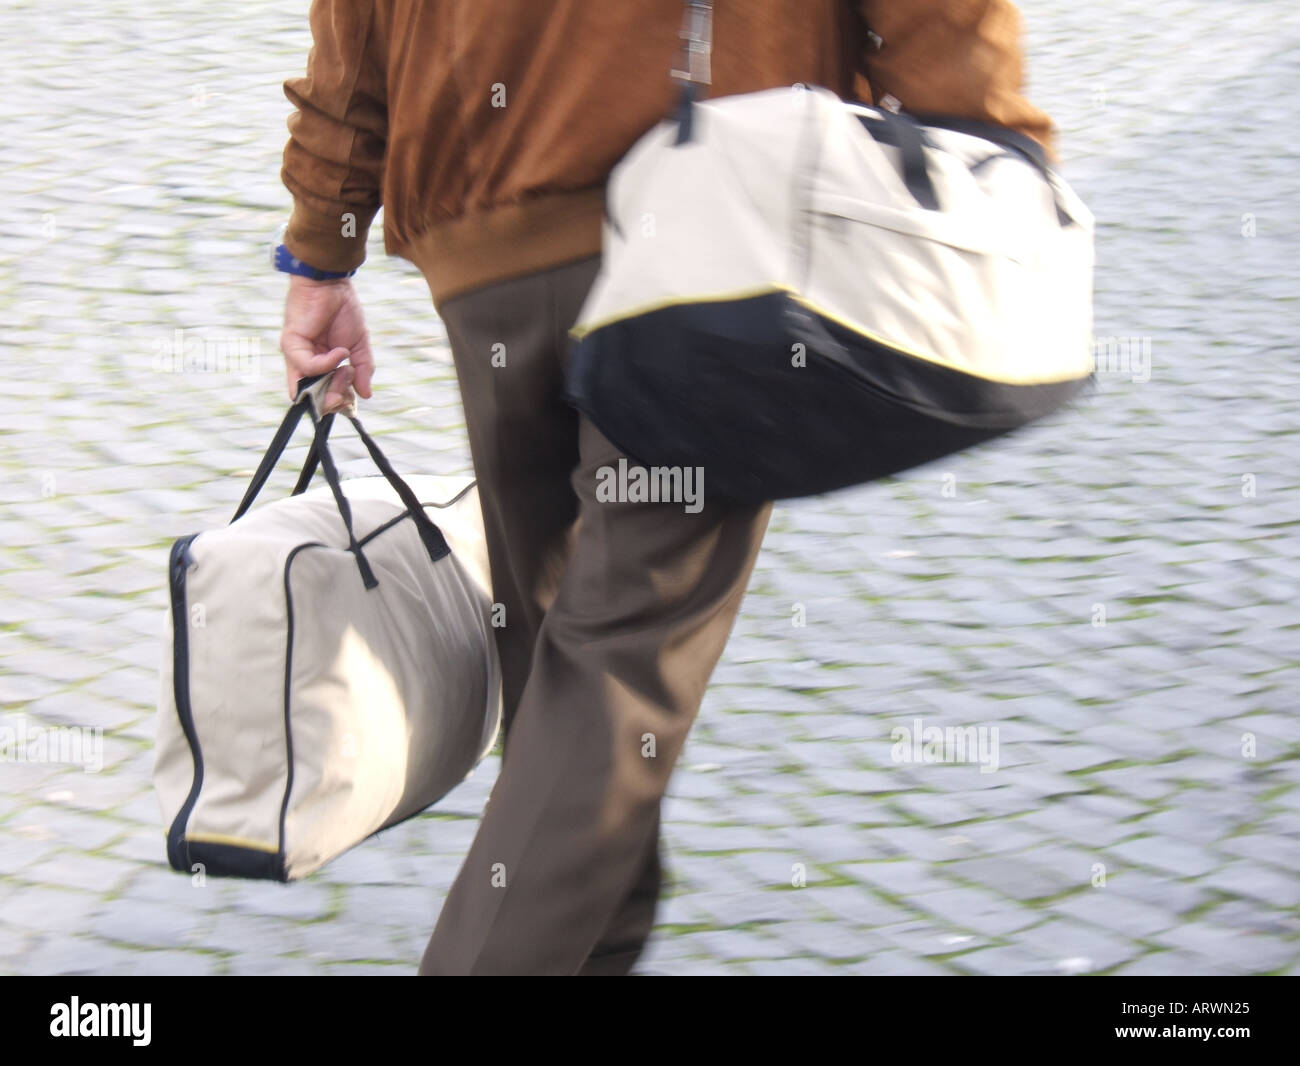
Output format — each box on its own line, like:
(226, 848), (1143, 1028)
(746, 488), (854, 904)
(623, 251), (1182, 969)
(280, 274), (375, 414)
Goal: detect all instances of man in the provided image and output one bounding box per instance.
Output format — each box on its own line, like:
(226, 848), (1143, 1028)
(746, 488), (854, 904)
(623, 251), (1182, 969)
(276, 0), (1053, 975)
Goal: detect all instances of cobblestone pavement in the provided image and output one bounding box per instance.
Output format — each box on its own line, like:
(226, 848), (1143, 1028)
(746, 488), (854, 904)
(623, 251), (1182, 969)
(0, 0), (1297, 976)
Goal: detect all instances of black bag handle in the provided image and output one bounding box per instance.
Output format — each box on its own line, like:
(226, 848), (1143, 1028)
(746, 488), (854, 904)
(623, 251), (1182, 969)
(852, 105), (1076, 225)
(345, 413), (451, 565)
(302, 401), (378, 590)
(230, 400), (309, 522)
(229, 374), (450, 590)
(290, 414), (331, 496)
(871, 106), (941, 211)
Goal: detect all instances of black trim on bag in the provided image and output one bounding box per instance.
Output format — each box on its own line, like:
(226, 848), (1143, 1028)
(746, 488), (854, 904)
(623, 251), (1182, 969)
(277, 540), (313, 878)
(164, 533), (206, 874)
(564, 292), (1089, 503)
(185, 839), (284, 881)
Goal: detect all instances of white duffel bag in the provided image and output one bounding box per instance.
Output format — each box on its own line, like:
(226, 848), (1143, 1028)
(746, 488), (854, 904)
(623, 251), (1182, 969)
(566, 4), (1095, 502)
(154, 374), (501, 881)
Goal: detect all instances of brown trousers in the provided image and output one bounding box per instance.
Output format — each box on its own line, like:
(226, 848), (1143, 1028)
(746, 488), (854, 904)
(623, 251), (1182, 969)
(418, 256), (772, 975)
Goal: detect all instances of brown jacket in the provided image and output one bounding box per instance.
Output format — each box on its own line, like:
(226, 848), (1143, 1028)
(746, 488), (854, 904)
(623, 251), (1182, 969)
(282, 0), (1054, 305)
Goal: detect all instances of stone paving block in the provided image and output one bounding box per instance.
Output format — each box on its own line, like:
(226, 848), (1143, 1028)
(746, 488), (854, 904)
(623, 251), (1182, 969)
(117, 866), (239, 912)
(944, 855), (1078, 902)
(0, 921), (34, 970)
(1216, 833), (1300, 871)
(93, 898), (211, 950)
(1015, 804), (1137, 849)
(767, 919), (885, 960)
(338, 884), (439, 930)
(1052, 889), (1177, 940)
(227, 880), (334, 922)
(649, 957), (747, 975)
(1074, 765), (1176, 802)
(18, 934), (148, 977)
(1198, 861), (1300, 908)
(223, 954), (326, 977)
(1107, 836), (1224, 879)
(795, 792), (913, 828)
(1106, 871), (1215, 917)
(1073, 792), (1153, 822)
(960, 786), (1054, 819)
(723, 850), (812, 889)
(1015, 742), (1126, 775)
(872, 915), (1001, 959)
(1151, 922), (1298, 974)
(317, 845), (427, 887)
(407, 813), (482, 855)
(204, 912), (309, 957)
(653, 892), (717, 929)
(324, 961), (411, 976)
(115, 949), (220, 976)
(842, 949), (956, 975)
(670, 823), (790, 854)
(910, 887), (1042, 938)
(19, 851), (138, 895)
(671, 928), (789, 962)
(857, 825), (987, 864)
(777, 823), (880, 864)
(1110, 951), (1245, 977)
(0, 834), (60, 877)
(298, 919), (407, 964)
(743, 955), (846, 976)
(1130, 806), (1237, 845)
(836, 859), (957, 899)
(949, 945), (1057, 976)
(1201, 899), (1300, 937)
(1012, 919), (1141, 972)
(660, 795), (723, 826)
(800, 885), (917, 928)
(3, 884), (106, 934)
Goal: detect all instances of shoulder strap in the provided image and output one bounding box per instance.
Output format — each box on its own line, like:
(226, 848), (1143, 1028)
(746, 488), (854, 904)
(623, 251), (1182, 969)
(671, 0), (713, 91)
(670, 0), (714, 142)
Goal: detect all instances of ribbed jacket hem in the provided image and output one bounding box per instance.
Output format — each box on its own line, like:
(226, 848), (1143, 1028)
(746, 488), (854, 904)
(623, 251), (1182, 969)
(398, 187), (606, 307)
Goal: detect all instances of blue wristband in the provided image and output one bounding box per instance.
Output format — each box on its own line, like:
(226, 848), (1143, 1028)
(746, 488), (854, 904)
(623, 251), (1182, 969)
(273, 243), (358, 281)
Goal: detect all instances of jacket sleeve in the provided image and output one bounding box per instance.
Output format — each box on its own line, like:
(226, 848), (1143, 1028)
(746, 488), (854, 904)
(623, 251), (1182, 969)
(855, 1), (1056, 159)
(281, 0), (388, 273)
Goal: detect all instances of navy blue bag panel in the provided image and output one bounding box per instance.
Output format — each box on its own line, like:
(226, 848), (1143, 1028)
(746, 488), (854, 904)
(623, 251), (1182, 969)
(564, 291), (1089, 503)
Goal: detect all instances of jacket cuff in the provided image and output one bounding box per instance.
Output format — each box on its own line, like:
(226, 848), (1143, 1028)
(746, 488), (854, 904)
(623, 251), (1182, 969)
(281, 196), (377, 274)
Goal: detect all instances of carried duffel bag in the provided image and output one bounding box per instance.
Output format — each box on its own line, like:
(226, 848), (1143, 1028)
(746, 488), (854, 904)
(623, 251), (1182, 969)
(154, 374), (501, 881)
(566, 2), (1095, 503)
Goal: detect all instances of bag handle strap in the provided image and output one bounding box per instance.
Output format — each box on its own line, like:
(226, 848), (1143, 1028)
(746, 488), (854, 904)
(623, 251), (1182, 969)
(670, 0), (713, 143)
(230, 399), (310, 522)
(344, 412), (450, 564)
(302, 401), (379, 590)
(229, 373), (450, 590)
(847, 102), (1077, 225)
(671, 0), (713, 89)
(290, 415), (331, 496)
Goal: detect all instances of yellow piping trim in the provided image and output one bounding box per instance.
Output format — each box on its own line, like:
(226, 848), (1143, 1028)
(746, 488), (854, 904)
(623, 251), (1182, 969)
(571, 285), (1088, 387)
(569, 285), (793, 340)
(184, 831), (280, 854)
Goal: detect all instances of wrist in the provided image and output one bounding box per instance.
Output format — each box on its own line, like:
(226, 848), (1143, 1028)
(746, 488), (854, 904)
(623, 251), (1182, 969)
(273, 242), (358, 281)
(287, 272), (353, 290)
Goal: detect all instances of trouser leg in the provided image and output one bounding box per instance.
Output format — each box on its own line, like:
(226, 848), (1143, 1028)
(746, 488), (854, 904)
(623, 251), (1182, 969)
(419, 410), (771, 975)
(576, 808), (664, 975)
(437, 261), (594, 736)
